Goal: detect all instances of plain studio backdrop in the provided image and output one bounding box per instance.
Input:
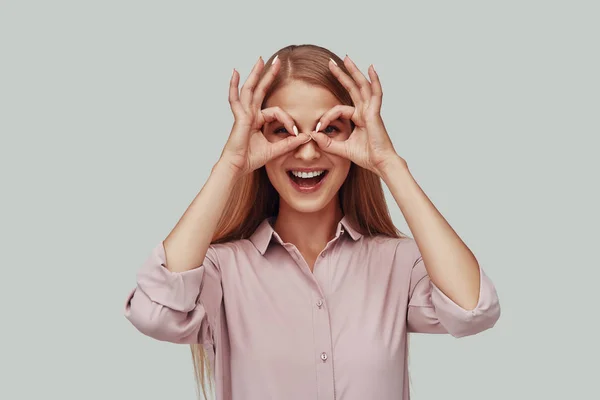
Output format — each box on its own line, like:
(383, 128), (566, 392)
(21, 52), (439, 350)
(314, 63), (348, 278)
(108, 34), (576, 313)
(1, 1), (597, 399)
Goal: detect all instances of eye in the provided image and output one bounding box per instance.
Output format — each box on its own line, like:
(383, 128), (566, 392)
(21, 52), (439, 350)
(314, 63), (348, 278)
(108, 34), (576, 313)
(323, 125), (339, 135)
(273, 127), (290, 135)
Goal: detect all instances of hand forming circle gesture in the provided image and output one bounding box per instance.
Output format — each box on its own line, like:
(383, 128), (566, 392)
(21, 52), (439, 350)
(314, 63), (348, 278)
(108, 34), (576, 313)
(220, 56), (311, 178)
(309, 56), (405, 177)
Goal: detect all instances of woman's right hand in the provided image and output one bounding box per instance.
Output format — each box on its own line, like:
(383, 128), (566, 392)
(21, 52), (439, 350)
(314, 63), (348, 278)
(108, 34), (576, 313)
(219, 56), (312, 179)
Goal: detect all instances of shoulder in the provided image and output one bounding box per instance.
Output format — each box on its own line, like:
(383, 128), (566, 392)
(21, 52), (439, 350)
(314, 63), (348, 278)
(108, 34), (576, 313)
(206, 238), (260, 267)
(362, 234), (417, 253)
(361, 234), (420, 267)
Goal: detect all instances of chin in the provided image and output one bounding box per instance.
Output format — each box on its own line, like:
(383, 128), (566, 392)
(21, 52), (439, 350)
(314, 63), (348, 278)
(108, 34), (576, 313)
(279, 196), (335, 214)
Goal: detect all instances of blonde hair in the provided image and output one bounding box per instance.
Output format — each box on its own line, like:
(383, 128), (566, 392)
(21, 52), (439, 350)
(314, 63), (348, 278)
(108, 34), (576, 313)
(191, 44), (407, 399)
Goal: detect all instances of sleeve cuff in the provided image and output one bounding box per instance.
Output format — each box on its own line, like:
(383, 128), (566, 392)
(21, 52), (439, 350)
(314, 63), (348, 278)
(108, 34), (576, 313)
(135, 241), (205, 313)
(430, 265), (501, 337)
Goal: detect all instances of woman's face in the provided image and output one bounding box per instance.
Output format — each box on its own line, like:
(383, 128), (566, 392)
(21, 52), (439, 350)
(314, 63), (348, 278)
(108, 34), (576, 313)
(263, 80), (352, 214)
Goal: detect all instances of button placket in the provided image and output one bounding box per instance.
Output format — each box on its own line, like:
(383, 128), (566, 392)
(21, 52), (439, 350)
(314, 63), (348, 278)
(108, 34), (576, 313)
(312, 288), (334, 399)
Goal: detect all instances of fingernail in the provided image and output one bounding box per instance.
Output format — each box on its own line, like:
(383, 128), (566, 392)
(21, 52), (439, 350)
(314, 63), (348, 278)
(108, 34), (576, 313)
(329, 58), (337, 66)
(315, 122), (321, 132)
(293, 125), (299, 136)
(271, 55), (278, 65)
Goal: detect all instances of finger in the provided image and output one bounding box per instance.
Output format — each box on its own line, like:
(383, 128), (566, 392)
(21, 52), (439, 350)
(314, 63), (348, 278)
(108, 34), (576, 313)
(228, 68), (245, 117)
(368, 64), (383, 112)
(240, 56), (265, 107)
(261, 106), (298, 136)
(343, 55), (372, 102)
(315, 105), (355, 133)
(329, 58), (362, 106)
(268, 133), (313, 159)
(309, 131), (348, 158)
(252, 55), (280, 108)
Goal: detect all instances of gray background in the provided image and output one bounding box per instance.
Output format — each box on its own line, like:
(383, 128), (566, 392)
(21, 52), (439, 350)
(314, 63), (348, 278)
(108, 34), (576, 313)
(1, 0), (598, 399)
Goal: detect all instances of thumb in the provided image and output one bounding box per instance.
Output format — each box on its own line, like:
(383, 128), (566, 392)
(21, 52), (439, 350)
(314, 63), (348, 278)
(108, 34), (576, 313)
(310, 132), (347, 157)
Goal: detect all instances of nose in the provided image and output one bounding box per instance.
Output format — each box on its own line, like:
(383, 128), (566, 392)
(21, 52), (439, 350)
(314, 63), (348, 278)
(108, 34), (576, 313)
(294, 134), (321, 161)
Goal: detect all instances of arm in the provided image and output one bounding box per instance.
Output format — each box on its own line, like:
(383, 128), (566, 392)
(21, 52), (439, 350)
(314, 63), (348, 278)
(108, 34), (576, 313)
(163, 161), (240, 273)
(382, 157), (485, 311)
(124, 161), (239, 343)
(382, 158), (500, 337)
(405, 240), (500, 337)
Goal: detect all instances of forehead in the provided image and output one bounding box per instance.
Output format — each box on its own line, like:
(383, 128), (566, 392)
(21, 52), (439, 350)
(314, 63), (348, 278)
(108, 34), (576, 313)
(265, 81), (340, 119)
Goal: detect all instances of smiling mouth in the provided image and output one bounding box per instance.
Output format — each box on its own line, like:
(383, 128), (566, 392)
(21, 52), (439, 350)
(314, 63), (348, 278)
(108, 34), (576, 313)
(286, 170), (329, 187)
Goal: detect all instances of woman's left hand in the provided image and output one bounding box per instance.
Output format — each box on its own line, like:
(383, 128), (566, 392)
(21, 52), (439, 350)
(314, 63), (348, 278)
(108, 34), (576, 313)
(309, 56), (405, 177)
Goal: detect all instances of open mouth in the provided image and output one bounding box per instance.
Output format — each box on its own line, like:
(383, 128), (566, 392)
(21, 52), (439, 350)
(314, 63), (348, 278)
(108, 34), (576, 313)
(286, 170), (329, 188)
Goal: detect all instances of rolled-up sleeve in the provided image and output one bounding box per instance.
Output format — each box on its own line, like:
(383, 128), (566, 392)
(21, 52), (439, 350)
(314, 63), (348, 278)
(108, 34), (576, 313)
(124, 241), (222, 344)
(406, 246), (501, 338)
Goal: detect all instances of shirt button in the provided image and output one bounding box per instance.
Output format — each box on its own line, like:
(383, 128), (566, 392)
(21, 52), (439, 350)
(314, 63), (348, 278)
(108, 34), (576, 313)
(316, 299), (323, 308)
(320, 252), (326, 257)
(320, 352), (328, 361)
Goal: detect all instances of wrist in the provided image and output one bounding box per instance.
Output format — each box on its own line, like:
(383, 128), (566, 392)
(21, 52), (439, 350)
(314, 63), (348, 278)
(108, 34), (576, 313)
(212, 159), (243, 182)
(375, 155), (408, 179)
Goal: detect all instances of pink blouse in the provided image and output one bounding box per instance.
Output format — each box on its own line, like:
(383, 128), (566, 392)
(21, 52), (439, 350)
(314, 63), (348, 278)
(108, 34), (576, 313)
(124, 215), (500, 400)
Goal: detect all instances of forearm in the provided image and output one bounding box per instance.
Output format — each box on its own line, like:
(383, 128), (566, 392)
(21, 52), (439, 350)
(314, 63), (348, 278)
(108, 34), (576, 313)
(163, 160), (240, 273)
(380, 156), (481, 310)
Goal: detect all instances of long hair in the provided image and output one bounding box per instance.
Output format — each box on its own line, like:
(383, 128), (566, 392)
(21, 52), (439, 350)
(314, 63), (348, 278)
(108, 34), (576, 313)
(191, 44), (408, 399)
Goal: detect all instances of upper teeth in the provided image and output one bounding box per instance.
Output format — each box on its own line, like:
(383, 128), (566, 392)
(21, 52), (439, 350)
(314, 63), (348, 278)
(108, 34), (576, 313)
(291, 170), (325, 178)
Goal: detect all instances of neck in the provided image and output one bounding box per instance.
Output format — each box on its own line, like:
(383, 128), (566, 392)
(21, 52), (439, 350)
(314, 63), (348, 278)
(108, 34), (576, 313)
(273, 200), (343, 256)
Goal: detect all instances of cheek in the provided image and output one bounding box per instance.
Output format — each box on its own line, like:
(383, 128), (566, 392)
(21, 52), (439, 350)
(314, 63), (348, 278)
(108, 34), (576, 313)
(327, 160), (351, 186)
(264, 160), (286, 185)
(264, 164), (276, 182)
(334, 158), (352, 173)
(331, 130), (351, 142)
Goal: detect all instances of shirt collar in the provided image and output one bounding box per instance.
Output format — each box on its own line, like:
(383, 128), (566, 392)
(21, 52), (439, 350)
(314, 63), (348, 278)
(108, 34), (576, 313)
(249, 215), (362, 255)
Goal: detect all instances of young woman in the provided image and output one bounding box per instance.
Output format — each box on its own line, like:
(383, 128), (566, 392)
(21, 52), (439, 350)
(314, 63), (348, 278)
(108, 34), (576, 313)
(124, 44), (501, 400)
